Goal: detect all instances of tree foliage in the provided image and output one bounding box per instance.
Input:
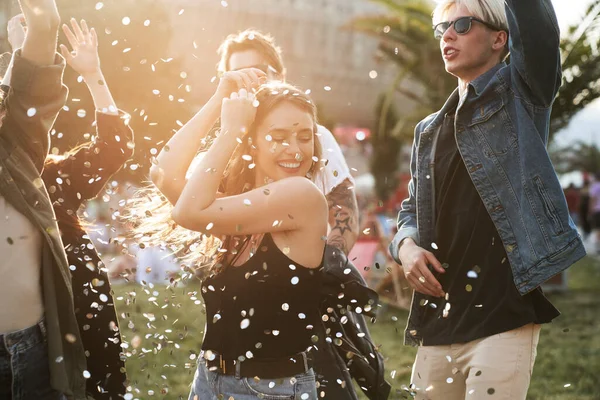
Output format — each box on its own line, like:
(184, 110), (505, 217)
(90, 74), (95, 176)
(349, 0), (455, 140)
(349, 0), (455, 201)
(371, 93), (403, 201)
(551, 0), (600, 141)
(551, 140), (600, 175)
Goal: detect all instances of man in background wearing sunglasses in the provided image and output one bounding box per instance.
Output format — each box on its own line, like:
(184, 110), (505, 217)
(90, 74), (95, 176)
(389, 0), (585, 398)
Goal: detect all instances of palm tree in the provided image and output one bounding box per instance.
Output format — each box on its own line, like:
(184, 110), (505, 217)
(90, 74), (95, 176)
(349, 0), (456, 202)
(349, 0), (455, 141)
(551, 140), (600, 176)
(551, 0), (600, 141)
(371, 93), (403, 201)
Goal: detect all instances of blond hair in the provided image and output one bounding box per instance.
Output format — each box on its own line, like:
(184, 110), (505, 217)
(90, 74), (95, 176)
(126, 82), (321, 275)
(433, 0), (508, 30)
(217, 29), (285, 76)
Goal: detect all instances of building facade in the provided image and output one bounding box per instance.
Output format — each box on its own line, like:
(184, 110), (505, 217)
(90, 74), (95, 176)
(166, 0), (407, 128)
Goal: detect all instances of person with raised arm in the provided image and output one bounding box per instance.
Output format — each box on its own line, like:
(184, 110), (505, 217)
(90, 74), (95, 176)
(50, 18), (130, 398)
(0, 1), (89, 398)
(174, 82), (327, 399)
(389, 0), (585, 398)
(151, 30), (359, 257)
(137, 29), (387, 399)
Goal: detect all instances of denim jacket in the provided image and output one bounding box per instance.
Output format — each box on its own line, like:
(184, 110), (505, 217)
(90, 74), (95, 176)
(389, 0), (586, 345)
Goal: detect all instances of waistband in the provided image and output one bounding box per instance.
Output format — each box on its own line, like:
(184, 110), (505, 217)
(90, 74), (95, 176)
(200, 349), (313, 379)
(0, 317), (47, 354)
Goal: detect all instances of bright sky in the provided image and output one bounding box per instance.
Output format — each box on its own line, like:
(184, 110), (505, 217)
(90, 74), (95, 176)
(549, 1), (598, 185)
(552, 0), (593, 31)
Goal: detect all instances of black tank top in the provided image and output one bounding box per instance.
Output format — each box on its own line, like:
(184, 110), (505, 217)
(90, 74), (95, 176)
(201, 233), (324, 360)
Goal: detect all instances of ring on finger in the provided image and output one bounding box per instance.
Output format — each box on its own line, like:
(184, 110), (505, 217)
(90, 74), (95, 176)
(418, 276), (426, 283)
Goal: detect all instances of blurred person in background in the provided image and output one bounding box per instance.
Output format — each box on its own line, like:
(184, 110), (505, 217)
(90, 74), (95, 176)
(579, 179), (592, 242)
(589, 173), (600, 253)
(564, 183), (580, 227)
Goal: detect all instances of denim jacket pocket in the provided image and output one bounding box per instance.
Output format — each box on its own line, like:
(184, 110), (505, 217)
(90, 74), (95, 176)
(468, 98), (517, 156)
(468, 98), (504, 125)
(533, 175), (565, 236)
(242, 376), (296, 399)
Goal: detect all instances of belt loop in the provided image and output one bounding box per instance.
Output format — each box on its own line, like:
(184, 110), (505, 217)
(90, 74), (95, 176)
(301, 351), (309, 372)
(235, 360), (241, 379)
(38, 318), (47, 340)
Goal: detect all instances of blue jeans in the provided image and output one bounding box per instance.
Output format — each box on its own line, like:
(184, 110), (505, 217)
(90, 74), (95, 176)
(188, 359), (318, 400)
(0, 318), (66, 400)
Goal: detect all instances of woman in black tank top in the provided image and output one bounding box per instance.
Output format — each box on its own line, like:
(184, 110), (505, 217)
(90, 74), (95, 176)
(150, 80), (328, 399)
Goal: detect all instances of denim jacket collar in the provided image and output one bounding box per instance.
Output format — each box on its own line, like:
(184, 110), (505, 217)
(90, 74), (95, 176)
(422, 62), (507, 136)
(422, 88), (460, 135)
(468, 62), (507, 96)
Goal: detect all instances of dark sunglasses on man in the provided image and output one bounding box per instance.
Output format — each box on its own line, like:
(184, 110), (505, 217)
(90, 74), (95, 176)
(433, 16), (504, 40)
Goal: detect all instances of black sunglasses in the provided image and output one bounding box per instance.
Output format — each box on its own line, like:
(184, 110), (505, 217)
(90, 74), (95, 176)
(433, 16), (503, 40)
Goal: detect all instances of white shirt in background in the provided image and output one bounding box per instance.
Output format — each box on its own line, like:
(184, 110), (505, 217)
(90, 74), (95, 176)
(314, 124), (354, 196)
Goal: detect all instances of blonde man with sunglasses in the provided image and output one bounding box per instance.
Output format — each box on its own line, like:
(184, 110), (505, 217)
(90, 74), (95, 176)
(389, 0), (585, 399)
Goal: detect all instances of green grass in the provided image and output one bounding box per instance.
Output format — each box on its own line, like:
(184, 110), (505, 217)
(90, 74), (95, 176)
(114, 257), (600, 399)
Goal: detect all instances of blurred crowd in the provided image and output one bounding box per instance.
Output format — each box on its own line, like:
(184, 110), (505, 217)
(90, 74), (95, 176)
(563, 173), (600, 254)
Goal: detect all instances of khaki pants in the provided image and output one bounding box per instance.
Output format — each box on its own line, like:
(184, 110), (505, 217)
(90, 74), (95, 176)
(411, 323), (541, 400)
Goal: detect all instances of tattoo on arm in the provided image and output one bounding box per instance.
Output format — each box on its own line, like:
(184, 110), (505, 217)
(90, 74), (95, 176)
(326, 178), (359, 254)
